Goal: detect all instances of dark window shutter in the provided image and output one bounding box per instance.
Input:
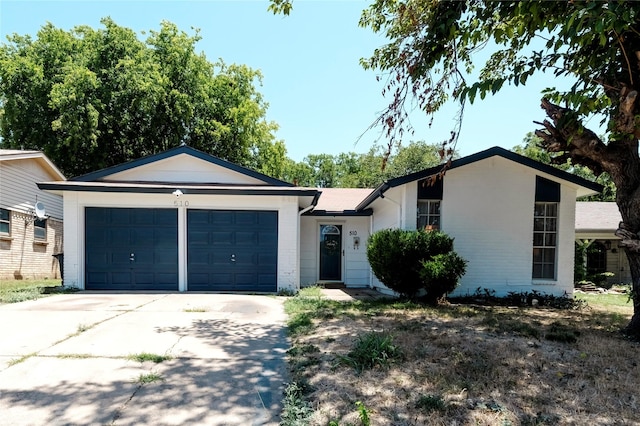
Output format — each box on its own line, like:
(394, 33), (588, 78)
(418, 177), (443, 200)
(535, 176), (560, 202)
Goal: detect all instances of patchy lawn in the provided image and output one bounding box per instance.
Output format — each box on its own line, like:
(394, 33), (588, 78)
(282, 288), (638, 426)
(0, 279), (65, 304)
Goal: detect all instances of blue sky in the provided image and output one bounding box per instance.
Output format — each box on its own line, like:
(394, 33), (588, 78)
(0, 0), (583, 161)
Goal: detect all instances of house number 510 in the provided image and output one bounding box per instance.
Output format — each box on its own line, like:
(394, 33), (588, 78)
(174, 200), (189, 207)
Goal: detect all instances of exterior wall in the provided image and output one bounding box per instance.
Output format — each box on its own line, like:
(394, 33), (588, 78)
(61, 191), (300, 292)
(0, 159), (63, 219)
(107, 154), (265, 185)
(0, 158), (64, 280)
(446, 158), (577, 297)
(369, 156), (579, 297)
(299, 216), (370, 287)
(0, 211), (63, 280)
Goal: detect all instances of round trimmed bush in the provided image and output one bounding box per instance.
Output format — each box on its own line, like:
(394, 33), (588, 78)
(367, 228), (466, 300)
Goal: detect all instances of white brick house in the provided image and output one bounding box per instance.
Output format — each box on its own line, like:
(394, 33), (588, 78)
(39, 146), (600, 296)
(0, 150), (65, 280)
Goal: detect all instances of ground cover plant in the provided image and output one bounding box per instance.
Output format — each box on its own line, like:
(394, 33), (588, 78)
(0, 279), (65, 304)
(282, 287), (639, 425)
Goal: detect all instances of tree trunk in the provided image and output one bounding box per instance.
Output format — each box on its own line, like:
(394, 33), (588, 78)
(536, 98), (640, 340)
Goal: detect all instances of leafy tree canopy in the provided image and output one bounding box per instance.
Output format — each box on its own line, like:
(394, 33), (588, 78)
(0, 18), (280, 177)
(284, 140), (451, 188)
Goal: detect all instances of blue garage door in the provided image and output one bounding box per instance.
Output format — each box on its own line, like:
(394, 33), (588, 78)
(187, 210), (278, 292)
(85, 207), (178, 290)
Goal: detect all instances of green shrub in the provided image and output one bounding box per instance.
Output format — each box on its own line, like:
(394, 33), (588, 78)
(367, 228), (466, 299)
(420, 252), (467, 304)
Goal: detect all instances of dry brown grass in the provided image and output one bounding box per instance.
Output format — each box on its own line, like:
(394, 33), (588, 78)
(287, 298), (640, 426)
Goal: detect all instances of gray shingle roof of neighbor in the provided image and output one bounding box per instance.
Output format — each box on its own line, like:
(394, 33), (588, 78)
(575, 201), (621, 233)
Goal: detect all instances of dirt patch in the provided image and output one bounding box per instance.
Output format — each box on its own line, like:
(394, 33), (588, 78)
(289, 304), (639, 425)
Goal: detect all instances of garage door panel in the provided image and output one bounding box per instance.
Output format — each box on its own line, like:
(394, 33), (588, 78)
(235, 231), (258, 245)
(187, 209), (277, 292)
(211, 231), (233, 245)
(85, 207), (178, 290)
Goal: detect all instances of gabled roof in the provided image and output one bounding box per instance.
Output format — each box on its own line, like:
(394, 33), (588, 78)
(70, 145), (294, 187)
(575, 202), (621, 233)
(0, 149), (66, 181)
(355, 146), (604, 210)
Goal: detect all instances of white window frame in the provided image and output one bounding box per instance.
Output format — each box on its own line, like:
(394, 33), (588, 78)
(34, 218), (47, 241)
(532, 202), (557, 280)
(417, 200), (441, 231)
(0, 208), (10, 236)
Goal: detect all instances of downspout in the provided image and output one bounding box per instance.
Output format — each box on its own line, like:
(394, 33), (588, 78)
(369, 213), (374, 289)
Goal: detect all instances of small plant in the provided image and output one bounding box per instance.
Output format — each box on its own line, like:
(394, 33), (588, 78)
(355, 400), (371, 426)
(57, 353), (92, 359)
(339, 331), (402, 372)
(280, 382), (313, 426)
(183, 307), (208, 312)
(128, 352), (172, 363)
(77, 323), (90, 333)
(545, 322), (580, 343)
(415, 394), (447, 412)
(136, 372), (164, 384)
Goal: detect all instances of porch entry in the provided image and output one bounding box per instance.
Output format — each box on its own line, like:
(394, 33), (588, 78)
(319, 224), (342, 281)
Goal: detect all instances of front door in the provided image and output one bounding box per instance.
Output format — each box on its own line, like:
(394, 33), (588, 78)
(319, 224), (342, 281)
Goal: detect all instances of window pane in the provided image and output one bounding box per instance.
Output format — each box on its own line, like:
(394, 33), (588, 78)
(417, 217), (428, 229)
(546, 218), (557, 231)
(418, 202), (429, 214)
(34, 227), (46, 240)
(533, 264), (543, 278)
(543, 248), (555, 263)
(533, 233), (544, 246)
(429, 202), (440, 215)
(545, 233), (556, 246)
(533, 248), (543, 263)
(534, 218), (545, 231)
(542, 264), (555, 279)
(34, 219), (46, 240)
(428, 217), (440, 226)
(534, 203), (546, 216)
(546, 203), (558, 217)
(0, 209), (9, 221)
(0, 222), (8, 234)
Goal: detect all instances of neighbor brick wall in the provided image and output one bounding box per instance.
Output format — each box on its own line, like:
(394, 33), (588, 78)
(0, 210), (63, 280)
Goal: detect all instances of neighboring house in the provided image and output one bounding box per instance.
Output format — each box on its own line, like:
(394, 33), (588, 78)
(575, 201), (631, 284)
(38, 145), (601, 297)
(0, 150), (65, 280)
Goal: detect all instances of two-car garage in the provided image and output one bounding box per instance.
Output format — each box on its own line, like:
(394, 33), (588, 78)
(85, 207), (278, 292)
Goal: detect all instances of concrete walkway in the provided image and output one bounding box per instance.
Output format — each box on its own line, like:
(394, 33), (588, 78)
(0, 293), (289, 425)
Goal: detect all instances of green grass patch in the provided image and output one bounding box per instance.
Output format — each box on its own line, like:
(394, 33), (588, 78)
(135, 372), (164, 384)
(0, 279), (63, 304)
(280, 381), (314, 426)
(57, 353), (93, 359)
(7, 352), (37, 366)
(416, 394), (448, 412)
(545, 322), (580, 343)
(339, 331), (403, 373)
(128, 352), (172, 363)
(575, 292), (632, 308)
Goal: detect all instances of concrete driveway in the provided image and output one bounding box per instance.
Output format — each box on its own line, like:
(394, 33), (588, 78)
(0, 293), (289, 425)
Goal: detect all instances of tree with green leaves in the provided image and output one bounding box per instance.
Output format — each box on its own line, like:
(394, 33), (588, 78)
(271, 1), (640, 338)
(0, 18), (279, 177)
(513, 133), (616, 202)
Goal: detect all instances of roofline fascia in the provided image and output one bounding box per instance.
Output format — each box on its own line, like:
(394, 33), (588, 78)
(37, 182), (319, 197)
(303, 209), (374, 217)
